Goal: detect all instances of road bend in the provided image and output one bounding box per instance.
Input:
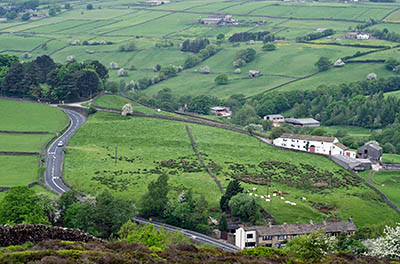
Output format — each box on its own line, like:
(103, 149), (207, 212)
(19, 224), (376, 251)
(44, 109), (87, 195)
(133, 217), (239, 252)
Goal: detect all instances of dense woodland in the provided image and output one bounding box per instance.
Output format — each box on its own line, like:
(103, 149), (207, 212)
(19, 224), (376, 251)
(0, 54), (107, 101)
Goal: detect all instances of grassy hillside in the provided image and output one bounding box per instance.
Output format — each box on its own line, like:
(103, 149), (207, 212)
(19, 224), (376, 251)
(1, 0), (399, 98)
(359, 170), (400, 209)
(64, 108), (400, 227)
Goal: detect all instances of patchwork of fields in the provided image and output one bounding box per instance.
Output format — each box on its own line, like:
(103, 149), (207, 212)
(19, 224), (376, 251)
(64, 96), (400, 227)
(1, 0), (400, 97)
(0, 98), (68, 198)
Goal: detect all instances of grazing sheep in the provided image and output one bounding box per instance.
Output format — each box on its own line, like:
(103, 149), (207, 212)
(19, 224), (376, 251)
(291, 202), (297, 206)
(249, 193), (253, 196)
(280, 197), (285, 200)
(254, 194), (258, 197)
(252, 187), (257, 192)
(273, 193), (277, 197)
(265, 199), (270, 202)
(285, 201), (291, 204)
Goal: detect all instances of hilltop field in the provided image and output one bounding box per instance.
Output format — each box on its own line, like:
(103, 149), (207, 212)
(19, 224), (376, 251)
(63, 94), (400, 228)
(2, 0), (400, 98)
(0, 98), (68, 199)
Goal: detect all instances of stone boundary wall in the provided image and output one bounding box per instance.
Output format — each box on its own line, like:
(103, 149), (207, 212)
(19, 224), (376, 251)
(381, 163), (400, 170)
(0, 151), (39, 155)
(185, 125), (224, 194)
(0, 130), (49, 134)
(0, 224), (103, 247)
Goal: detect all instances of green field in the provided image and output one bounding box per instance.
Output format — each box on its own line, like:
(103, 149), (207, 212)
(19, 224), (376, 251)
(0, 99), (68, 132)
(360, 170), (400, 208)
(64, 106), (400, 227)
(322, 125), (374, 137)
(0, 0), (399, 98)
(382, 153), (400, 164)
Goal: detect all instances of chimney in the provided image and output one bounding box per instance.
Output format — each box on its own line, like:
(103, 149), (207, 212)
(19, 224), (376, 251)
(309, 220), (313, 225)
(296, 222), (300, 225)
(268, 222), (272, 228)
(322, 219), (326, 226)
(283, 222), (287, 226)
(348, 217), (353, 223)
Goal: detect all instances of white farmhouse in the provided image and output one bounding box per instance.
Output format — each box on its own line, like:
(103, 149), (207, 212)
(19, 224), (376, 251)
(356, 34), (370, 40)
(273, 133), (355, 158)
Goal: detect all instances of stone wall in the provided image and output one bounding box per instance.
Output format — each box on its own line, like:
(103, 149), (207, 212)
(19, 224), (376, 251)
(0, 224), (102, 247)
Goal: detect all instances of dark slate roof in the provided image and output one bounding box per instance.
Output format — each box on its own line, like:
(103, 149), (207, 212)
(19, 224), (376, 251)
(243, 220), (356, 236)
(280, 133), (336, 143)
(366, 142), (382, 151)
(265, 114), (284, 119)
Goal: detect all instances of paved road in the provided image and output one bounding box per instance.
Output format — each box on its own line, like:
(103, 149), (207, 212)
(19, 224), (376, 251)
(44, 109), (87, 195)
(133, 217), (239, 252)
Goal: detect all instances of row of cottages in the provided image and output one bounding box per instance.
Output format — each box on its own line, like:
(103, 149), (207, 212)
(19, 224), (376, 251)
(273, 133), (355, 158)
(345, 32), (371, 40)
(235, 219), (356, 249)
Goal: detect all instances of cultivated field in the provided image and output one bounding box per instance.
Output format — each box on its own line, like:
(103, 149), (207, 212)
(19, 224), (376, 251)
(64, 96), (400, 227)
(1, 0), (400, 98)
(0, 99), (68, 193)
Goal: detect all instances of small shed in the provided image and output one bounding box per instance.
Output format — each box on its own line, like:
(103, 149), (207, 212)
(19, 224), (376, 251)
(248, 70), (261, 78)
(357, 142), (382, 162)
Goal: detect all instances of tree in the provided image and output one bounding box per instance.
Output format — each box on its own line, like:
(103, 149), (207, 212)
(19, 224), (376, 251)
(21, 13), (30, 21)
(217, 33), (225, 41)
(218, 214), (228, 232)
(188, 95), (212, 114)
(385, 58), (398, 71)
(228, 193), (261, 224)
(94, 189), (136, 238)
(0, 186), (49, 225)
(57, 190), (79, 225)
(183, 55), (201, 69)
(140, 173), (170, 218)
(6, 11), (17, 20)
(262, 43), (276, 51)
(232, 104), (259, 126)
(285, 232), (335, 263)
(215, 74), (228, 85)
(64, 203), (99, 236)
(48, 8), (56, 16)
(64, 3), (71, 9)
(235, 48), (256, 63)
(364, 223), (400, 258)
(220, 179), (243, 211)
(315, 57), (331, 72)
(87, 3), (93, 10)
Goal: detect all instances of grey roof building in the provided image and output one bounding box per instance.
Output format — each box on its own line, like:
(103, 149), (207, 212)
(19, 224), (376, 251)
(331, 154), (371, 170)
(235, 219), (356, 249)
(285, 118), (320, 127)
(357, 142), (382, 162)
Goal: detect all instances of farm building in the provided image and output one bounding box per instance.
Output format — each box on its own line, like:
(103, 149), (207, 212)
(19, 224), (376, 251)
(248, 70), (261, 78)
(285, 118), (320, 127)
(273, 133), (355, 157)
(345, 32), (370, 40)
(0, 18), (7, 22)
(235, 219), (356, 249)
(357, 142), (382, 162)
(263, 114), (284, 126)
(143, 0), (170, 5)
(331, 154), (372, 171)
(200, 15), (233, 25)
(210, 106), (231, 117)
(356, 34), (370, 40)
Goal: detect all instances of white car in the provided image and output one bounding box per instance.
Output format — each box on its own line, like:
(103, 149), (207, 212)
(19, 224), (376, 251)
(57, 141), (64, 147)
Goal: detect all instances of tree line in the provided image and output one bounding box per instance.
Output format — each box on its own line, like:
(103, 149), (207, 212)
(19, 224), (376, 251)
(0, 54), (108, 101)
(250, 76), (400, 129)
(228, 31), (275, 43)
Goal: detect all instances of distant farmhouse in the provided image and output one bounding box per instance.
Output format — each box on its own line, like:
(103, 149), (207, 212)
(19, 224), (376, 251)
(143, 0), (170, 5)
(248, 70), (261, 78)
(199, 15), (234, 25)
(210, 106), (232, 117)
(345, 32), (370, 40)
(235, 219), (356, 249)
(273, 133), (356, 157)
(357, 142), (382, 162)
(285, 118), (320, 127)
(263, 114), (284, 127)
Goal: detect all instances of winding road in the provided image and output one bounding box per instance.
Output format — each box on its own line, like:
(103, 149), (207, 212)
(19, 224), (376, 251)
(43, 106), (239, 251)
(44, 109), (87, 195)
(133, 217), (239, 252)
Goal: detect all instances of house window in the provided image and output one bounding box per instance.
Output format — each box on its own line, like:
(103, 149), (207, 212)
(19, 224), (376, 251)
(291, 144), (295, 147)
(262, 235), (273, 240)
(247, 234), (253, 239)
(278, 235), (286, 240)
(245, 242), (256, 248)
(283, 139), (287, 142)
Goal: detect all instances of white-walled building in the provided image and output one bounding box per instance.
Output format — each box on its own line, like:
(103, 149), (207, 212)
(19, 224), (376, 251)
(273, 133), (355, 158)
